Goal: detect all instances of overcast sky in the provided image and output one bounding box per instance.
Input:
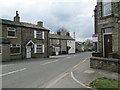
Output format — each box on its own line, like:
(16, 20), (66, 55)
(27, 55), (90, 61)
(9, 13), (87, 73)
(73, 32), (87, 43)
(0, 0), (97, 41)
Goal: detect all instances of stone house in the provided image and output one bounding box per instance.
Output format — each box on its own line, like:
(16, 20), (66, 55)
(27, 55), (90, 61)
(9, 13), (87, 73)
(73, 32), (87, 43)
(90, 0), (120, 73)
(49, 33), (75, 55)
(94, 0), (120, 58)
(0, 11), (50, 61)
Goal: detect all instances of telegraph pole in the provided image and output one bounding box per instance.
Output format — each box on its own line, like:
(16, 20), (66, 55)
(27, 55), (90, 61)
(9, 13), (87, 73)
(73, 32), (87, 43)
(74, 32), (75, 39)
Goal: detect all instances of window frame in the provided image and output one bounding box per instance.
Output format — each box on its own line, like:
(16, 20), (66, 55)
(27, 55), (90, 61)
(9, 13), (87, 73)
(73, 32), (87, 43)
(36, 30), (42, 39)
(34, 44), (44, 54)
(10, 44), (21, 55)
(7, 27), (16, 38)
(102, 27), (112, 34)
(102, 0), (112, 17)
(36, 44), (42, 53)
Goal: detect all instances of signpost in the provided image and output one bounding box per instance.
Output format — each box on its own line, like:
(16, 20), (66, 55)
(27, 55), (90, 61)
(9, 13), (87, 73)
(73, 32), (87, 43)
(92, 34), (98, 43)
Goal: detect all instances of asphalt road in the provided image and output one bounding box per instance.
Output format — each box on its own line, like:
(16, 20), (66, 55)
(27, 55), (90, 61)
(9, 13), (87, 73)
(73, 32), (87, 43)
(1, 52), (91, 88)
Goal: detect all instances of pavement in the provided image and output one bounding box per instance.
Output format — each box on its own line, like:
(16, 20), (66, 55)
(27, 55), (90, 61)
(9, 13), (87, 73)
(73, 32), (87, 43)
(50, 56), (119, 89)
(72, 58), (119, 88)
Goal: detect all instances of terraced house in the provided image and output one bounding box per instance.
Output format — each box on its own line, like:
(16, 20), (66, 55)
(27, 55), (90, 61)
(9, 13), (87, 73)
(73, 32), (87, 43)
(94, 0), (120, 58)
(0, 11), (50, 61)
(49, 33), (75, 56)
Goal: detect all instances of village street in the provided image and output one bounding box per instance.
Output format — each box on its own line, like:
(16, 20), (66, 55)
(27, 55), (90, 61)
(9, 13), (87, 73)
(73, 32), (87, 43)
(1, 52), (91, 88)
(1, 0), (120, 89)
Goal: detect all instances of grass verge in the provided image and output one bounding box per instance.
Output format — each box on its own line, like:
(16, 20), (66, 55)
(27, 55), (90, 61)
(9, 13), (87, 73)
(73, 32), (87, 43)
(89, 77), (120, 90)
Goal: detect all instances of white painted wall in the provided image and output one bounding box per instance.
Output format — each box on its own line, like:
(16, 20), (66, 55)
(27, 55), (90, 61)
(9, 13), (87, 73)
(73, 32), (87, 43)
(67, 40), (75, 54)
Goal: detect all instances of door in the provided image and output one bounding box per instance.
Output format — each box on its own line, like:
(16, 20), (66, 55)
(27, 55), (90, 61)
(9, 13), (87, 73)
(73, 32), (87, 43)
(55, 47), (59, 55)
(104, 34), (112, 57)
(26, 46), (31, 58)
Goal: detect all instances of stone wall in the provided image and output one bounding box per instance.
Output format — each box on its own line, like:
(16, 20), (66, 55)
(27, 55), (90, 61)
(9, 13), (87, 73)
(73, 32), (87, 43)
(61, 40), (67, 54)
(90, 57), (120, 73)
(118, 22), (120, 57)
(2, 44), (10, 61)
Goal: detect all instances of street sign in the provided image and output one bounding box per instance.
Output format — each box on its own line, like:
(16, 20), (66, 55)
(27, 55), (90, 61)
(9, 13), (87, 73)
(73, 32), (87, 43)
(92, 34), (98, 42)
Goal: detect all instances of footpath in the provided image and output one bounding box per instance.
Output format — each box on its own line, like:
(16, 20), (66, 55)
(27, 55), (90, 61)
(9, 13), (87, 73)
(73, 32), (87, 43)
(50, 58), (119, 89)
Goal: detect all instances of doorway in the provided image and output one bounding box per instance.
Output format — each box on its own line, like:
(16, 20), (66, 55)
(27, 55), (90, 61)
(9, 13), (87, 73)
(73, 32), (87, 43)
(26, 46), (32, 58)
(104, 34), (112, 57)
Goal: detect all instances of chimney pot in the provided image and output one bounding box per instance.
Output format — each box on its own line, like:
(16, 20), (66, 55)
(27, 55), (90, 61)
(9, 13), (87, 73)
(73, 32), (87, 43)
(66, 32), (70, 36)
(57, 32), (61, 35)
(37, 21), (43, 27)
(14, 11), (20, 22)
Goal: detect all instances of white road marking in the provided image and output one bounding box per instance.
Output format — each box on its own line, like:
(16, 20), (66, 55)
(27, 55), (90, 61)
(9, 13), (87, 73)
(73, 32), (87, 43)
(40, 60), (58, 65)
(71, 71), (92, 89)
(66, 57), (71, 59)
(0, 68), (26, 77)
(71, 57), (89, 71)
(1, 64), (15, 67)
(70, 57), (93, 89)
(46, 57), (91, 88)
(46, 72), (68, 88)
(73, 55), (77, 56)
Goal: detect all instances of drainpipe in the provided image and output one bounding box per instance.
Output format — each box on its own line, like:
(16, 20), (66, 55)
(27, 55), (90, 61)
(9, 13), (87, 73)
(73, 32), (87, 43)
(47, 30), (50, 58)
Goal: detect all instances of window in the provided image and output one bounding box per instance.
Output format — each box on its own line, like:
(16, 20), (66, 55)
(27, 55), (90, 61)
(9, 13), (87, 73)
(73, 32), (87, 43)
(102, 28), (112, 34)
(7, 27), (16, 37)
(52, 47), (55, 52)
(36, 45), (42, 53)
(0, 45), (2, 54)
(34, 44), (44, 53)
(56, 39), (59, 44)
(53, 39), (59, 45)
(36, 31), (42, 39)
(34, 30), (44, 39)
(55, 47), (60, 52)
(102, 0), (112, 16)
(10, 44), (21, 54)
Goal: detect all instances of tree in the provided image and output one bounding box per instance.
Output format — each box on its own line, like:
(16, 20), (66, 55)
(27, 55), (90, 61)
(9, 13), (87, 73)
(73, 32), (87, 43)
(56, 27), (70, 36)
(84, 39), (94, 51)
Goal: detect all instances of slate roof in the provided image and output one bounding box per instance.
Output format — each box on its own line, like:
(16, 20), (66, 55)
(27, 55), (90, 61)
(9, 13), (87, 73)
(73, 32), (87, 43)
(49, 34), (75, 40)
(0, 19), (50, 31)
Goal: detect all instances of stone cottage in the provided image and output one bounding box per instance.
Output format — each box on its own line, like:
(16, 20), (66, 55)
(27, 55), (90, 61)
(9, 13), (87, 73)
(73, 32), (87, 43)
(49, 33), (75, 56)
(0, 11), (50, 61)
(94, 0), (120, 58)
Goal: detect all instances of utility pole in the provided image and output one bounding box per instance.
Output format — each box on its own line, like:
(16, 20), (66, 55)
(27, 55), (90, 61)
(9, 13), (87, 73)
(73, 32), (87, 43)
(74, 32), (75, 39)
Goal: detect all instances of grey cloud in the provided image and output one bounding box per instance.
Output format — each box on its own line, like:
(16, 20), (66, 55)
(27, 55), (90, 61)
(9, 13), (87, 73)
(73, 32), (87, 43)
(1, 0), (96, 41)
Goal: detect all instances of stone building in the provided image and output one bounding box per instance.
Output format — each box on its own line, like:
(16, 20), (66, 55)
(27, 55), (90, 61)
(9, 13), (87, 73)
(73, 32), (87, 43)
(49, 33), (75, 55)
(94, 0), (120, 58)
(0, 11), (50, 61)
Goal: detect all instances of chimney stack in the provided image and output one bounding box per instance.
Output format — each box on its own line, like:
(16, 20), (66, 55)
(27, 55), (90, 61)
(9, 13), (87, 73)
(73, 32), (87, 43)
(66, 32), (70, 36)
(57, 31), (61, 35)
(37, 21), (43, 27)
(14, 11), (20, 22)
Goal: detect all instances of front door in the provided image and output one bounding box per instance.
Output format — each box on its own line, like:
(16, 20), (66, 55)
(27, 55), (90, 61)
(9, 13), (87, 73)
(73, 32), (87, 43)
(104, 34), (112, 57)
(26, 46), (31, 58)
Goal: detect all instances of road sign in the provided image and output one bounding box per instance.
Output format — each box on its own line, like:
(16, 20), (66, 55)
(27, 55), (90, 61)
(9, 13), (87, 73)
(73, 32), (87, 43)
(92, 34), (98, 42)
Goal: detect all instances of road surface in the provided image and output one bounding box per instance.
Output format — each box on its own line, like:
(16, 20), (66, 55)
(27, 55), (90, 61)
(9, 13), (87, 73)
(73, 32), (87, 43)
(1, 52), (91, 88)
